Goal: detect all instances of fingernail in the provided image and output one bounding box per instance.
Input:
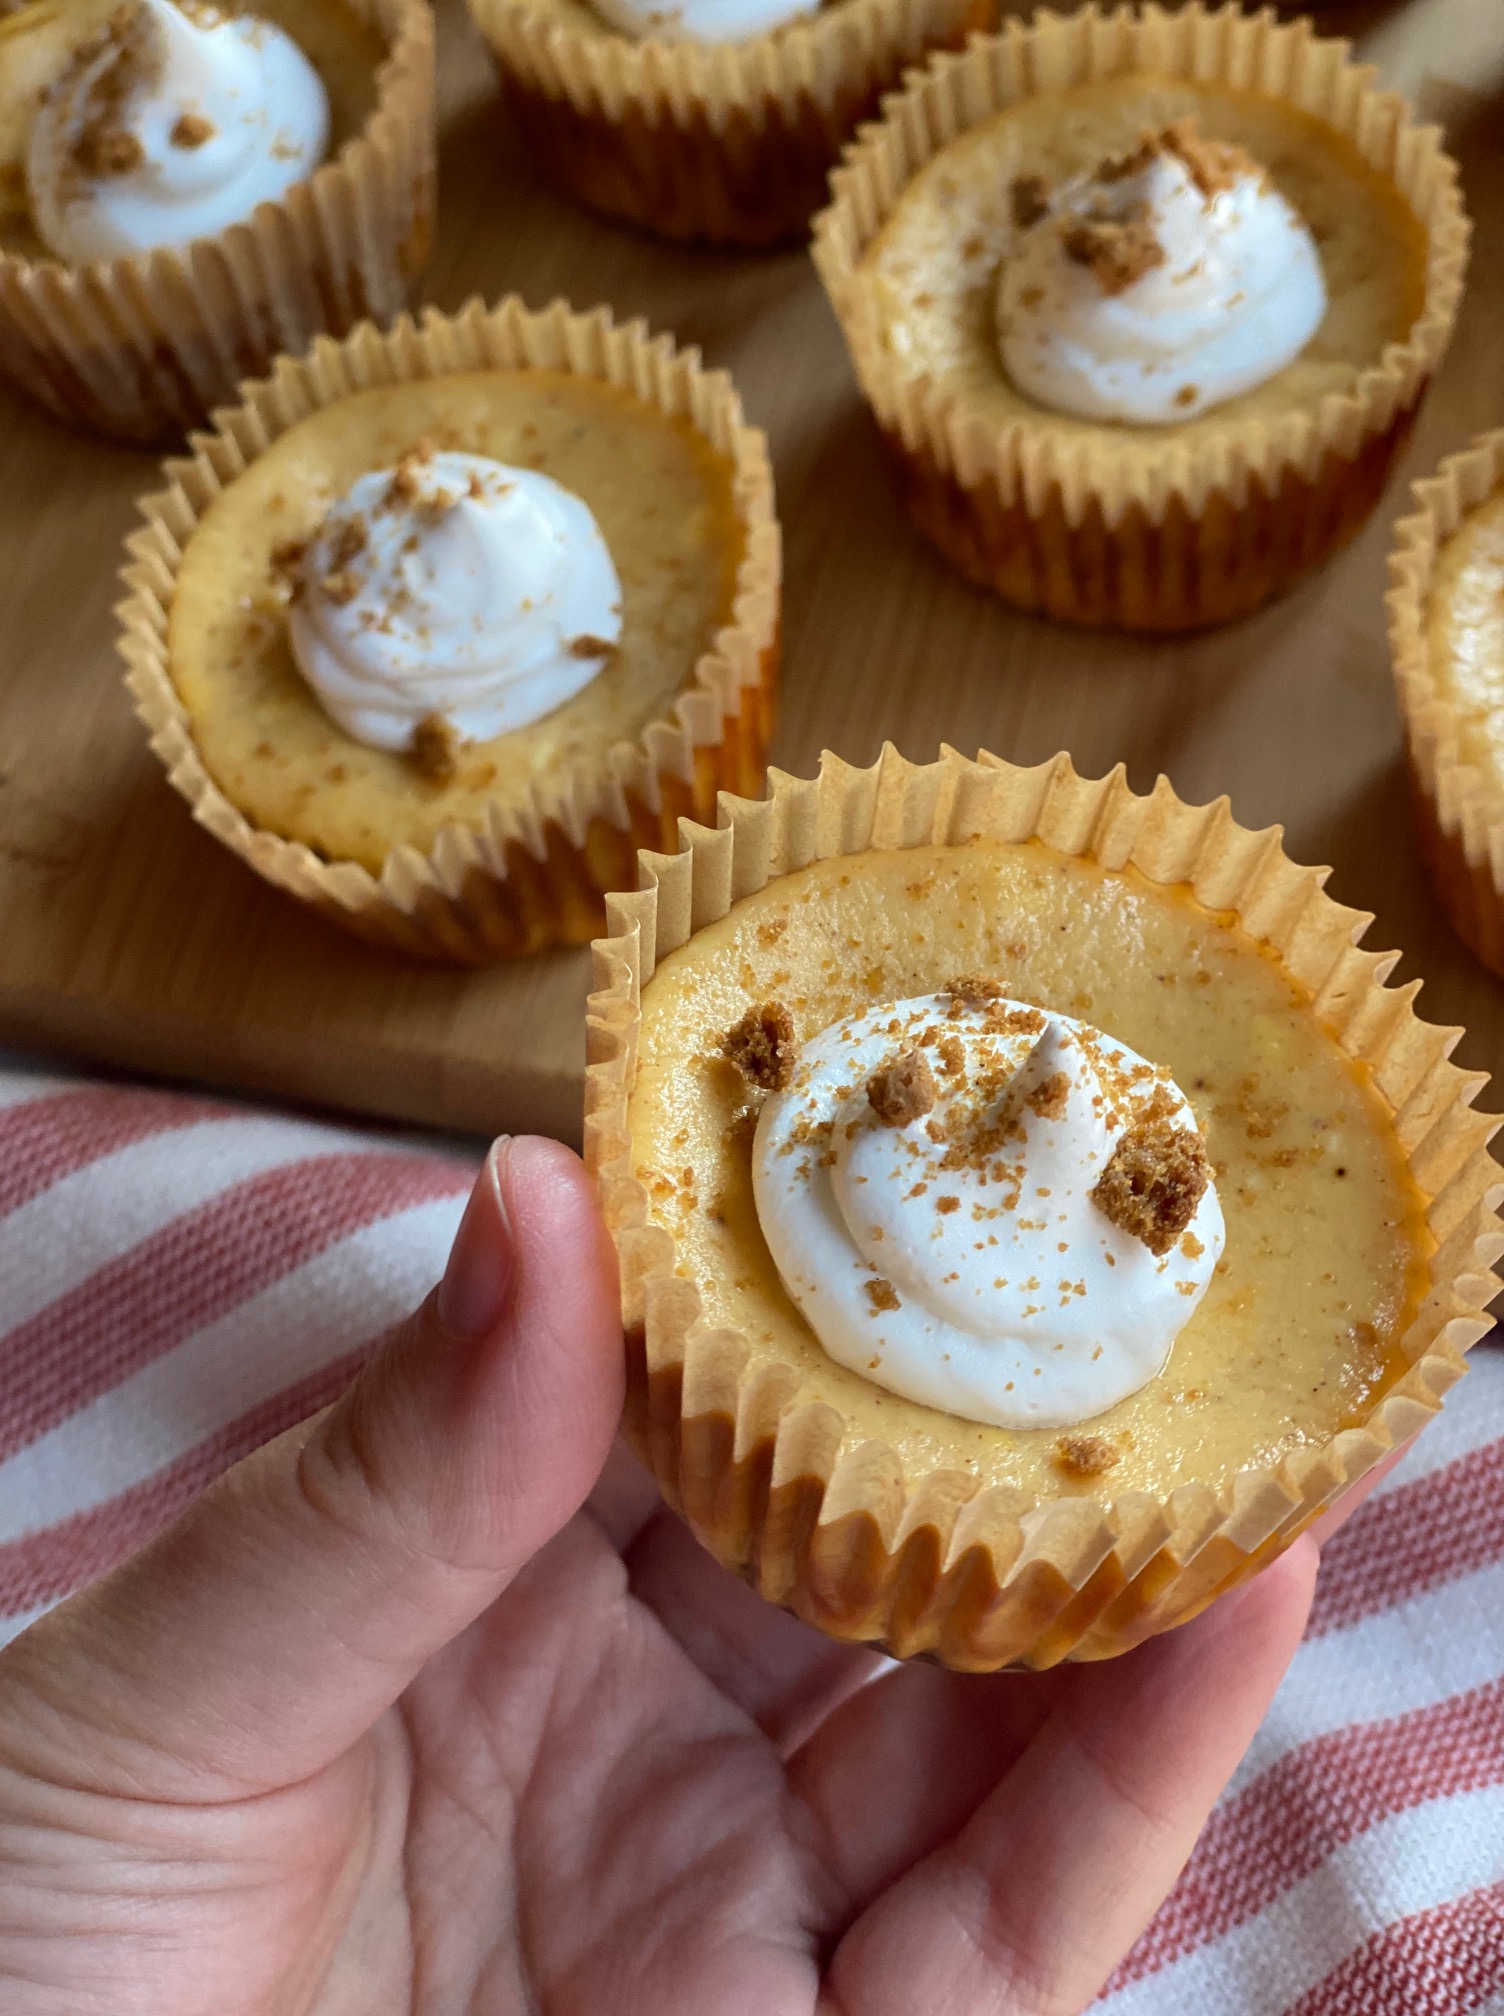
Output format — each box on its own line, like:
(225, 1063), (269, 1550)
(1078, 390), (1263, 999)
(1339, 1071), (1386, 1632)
(437, 1139), (515, 1340)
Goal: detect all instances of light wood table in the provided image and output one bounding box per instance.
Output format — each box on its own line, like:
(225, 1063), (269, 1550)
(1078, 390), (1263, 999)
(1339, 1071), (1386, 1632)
(3, 0), (1503, 1143)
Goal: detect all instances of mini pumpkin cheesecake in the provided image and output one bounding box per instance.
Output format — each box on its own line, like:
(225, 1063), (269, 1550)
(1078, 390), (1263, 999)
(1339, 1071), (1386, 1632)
(0, 0), (433, 440)
(812, 2), (1466, 631)
(119, 295), (780, 961)
(585, 747), (1502, 1670)
(1389, 429), (1504, 979)
(466, 0), (995, 248)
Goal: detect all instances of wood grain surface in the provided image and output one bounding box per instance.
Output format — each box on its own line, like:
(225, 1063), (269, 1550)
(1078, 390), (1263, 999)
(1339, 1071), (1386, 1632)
(2, 0), (1502, 1144)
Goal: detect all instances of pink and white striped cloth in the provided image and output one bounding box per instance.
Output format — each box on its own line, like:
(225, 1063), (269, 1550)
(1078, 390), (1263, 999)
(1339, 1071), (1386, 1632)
(0, 1065), (1499, 2012)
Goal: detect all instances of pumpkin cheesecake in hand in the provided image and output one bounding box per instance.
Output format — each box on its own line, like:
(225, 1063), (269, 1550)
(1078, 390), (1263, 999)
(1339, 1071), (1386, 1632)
(586, 747), (1501, 1669)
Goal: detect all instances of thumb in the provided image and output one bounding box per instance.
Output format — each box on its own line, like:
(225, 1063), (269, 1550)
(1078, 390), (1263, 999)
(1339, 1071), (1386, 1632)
(0, 1135), (623, 1798)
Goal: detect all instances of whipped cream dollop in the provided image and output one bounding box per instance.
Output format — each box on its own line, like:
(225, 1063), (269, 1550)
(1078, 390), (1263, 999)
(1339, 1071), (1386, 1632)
(28, 0), (329, 263)
(287, 448), (623, 757)
(590, 0), (818, 44)
(996, 122), (1326, 425)
(750, 988), (1224, 1430)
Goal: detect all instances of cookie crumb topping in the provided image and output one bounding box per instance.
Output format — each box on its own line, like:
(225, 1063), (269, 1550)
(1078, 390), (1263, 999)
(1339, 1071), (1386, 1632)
(865, 1277), (901, 1313)
(945, 973), (1007, 1007)
(1091, 1117), (1211, 1256)
(170, 110), (216, 150)
(385, 440), (436, 509)
(409, 713), (459, 784)
(1011, 173), (1049, 229)
(1053, 1432), (1121, 1478)
(1062, 204), (1166, 296)
(723, 1002), (798, 1093)
(867, 1050), (937, 1127)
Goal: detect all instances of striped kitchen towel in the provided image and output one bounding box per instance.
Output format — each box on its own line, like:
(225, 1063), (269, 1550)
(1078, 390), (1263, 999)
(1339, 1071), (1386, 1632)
(0, 1064), (1499, 2013)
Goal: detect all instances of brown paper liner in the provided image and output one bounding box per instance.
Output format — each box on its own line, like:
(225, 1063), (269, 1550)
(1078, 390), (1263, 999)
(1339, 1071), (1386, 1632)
(585, 745), (1504, 1669)
(467, 0), (997, 247)
(812, 2), (1469, 632)
(117, 294), (782, 962)
(0, 0), (435, 444)
(1388, 430), (1504, 978)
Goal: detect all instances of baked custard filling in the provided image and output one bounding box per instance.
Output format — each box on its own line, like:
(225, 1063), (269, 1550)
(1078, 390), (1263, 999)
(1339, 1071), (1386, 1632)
(1426, 486), (1504, 794)
(630, 842), (1432, 1498)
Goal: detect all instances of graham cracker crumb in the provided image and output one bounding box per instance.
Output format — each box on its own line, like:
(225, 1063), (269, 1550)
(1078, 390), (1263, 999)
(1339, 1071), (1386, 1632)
(269, 536), (308, 587)
(1011, 174), (1049, 229)
(1174, 385), (1199, 409)
(328, 516), (368, 571)
(1027, 1070), (1070, 1120)
(1098, 120), (1261, 202)
(321, 569), (360, 607)
(1054, 1433), (1121, 1479)
(867, 1050), (937, 1127)
(723, 1002), (797, 1093)
(1091, 1118), (1210, 1256)
(865, 1277), (901, 1314)
(1097, 134), (1160, 184)
(1063, 205), (1166, 296)
(170, 111), (215, 149)
(936, 1034), (965, 1076)
(946, 973), (1007, 1007)
(385, 440), (435, 507)
(568, 635), (617, 659)
(410, 714), (459, 784)
(1161, 118), (1260, 200)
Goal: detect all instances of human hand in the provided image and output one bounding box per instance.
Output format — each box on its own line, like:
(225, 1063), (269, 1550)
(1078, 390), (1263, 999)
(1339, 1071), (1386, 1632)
(0, 1137), (1320, 2016)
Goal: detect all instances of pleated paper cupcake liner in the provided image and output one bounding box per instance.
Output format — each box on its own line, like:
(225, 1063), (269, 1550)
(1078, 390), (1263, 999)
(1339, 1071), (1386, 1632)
(1388, 429), (1504, 978)
(585, 745), (1503, 1670)
(812, 1), (1469, 632)
(117, 293), (781, 962)
(467, 0), (996, 247)
(0, 0), (435, 444)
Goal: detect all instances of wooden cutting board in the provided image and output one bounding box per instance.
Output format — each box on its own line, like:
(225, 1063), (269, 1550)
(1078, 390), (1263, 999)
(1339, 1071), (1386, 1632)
(3, 0), (1503, 1145)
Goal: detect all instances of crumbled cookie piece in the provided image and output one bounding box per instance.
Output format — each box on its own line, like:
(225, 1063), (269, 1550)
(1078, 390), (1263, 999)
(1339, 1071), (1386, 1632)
(867, 1050), (937, 1127)
(80, 126), (144, 176)
(1011, 173), (1049, 229)
(1097, 120), (1260, 202)
(1063, 205), (1165, 296)
(1097, 134), (1160, 184)
(1053, 1433), (1121, 1479)
(385, 440), (435, 507)
(1091, 1118), (1210, 1256)
(1026, 1070), (1070, 1120)
(320, 568), (360, 607)
(269, 536), (308, 593)
(410, 713), (459, 784)
(170, 111), (215, 149)
(722, 1002), (797, 1093)
(1174, 385), (1199, 409)
(865, 1277), (901, 1314)
(945, 973), (1007, 1007)
(327, 516), (368, 570)
(1160, 118), (1260, 200)
(568, 634), (617, 659)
